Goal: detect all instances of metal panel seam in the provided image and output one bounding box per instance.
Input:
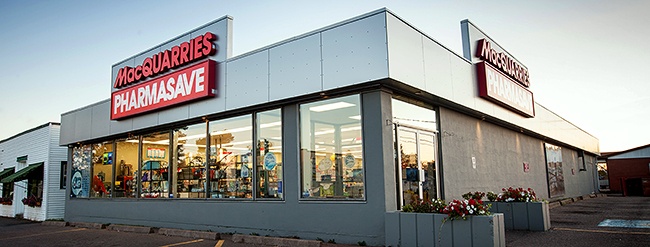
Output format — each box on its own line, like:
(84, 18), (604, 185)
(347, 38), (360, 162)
(384, 11), (390, 79)
(319, 32), (324, 90)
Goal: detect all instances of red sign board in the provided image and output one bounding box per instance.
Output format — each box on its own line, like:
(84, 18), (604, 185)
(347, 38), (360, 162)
(111, 60), (216, 120)
(476, 38), (529, 88)
(477, 61), (535, 117)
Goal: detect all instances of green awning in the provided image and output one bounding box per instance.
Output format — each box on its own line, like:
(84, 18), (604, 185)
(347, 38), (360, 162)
(1, 162), (43, 183)
(0, 168), (15, 182)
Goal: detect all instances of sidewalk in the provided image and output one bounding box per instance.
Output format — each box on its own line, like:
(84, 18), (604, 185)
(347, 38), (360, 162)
(2, 196), (649, 246)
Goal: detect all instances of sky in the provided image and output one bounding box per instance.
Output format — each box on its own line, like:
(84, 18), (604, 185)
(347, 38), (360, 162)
(0, 0), (649, 152)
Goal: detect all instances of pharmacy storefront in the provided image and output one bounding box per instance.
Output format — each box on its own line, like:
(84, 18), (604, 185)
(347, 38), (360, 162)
(60, 9), (599, 245)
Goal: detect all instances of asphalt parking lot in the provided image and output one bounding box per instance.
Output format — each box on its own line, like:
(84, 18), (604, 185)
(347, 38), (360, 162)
(506, 195), (650, 247)
(1, 195), (649, 246)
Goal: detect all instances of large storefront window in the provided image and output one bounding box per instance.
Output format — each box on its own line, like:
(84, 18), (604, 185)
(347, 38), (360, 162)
(209, 115), (253, 199)
(174, 123), (207, 198)
(114, 137), (139, 198)
(91, 141), (113, 198)
(71, 145), (92, 198)
(256, 109), (283, 199)
(141, 131), (170, 198)
(300, 95), (364, 200)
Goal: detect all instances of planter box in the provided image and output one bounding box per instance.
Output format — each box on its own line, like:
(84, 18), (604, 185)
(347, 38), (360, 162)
(0, 204), (13, 217)
(489, 202), (550, 231)
(385, 211), (505, 247)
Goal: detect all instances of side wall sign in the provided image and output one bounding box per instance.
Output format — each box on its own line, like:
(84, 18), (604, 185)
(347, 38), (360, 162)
(461, 20), (535, 118)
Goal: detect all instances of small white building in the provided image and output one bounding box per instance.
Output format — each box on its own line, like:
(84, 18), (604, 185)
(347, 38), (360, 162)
(0, 123), (67, 221)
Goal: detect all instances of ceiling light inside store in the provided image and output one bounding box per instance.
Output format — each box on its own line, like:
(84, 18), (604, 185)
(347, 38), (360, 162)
(211, 126), (252, 135)
(309, 102), (355, 112)
(349, 115), (361, 120)
(260, 121), (281, 128)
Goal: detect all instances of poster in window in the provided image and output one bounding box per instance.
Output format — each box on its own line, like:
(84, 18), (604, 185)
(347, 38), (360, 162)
(545, 143), (565, 198)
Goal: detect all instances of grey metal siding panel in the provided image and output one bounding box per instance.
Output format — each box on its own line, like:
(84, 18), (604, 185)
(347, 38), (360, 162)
(91, 102), (110, 139)
(157, 106), (190, 125)
(321, 12), (389, 90)
(74, 108), (92, 142)
(386, 13), (425, 89)
(269, 33), (323, 100)
(191, 19), (231, 62)
(225, 51), (270, 110)
(189, 62), (227, 119)
(109, 115), (133, 136)
(60, 112), (76, 145)
(131, 110), (160, 130)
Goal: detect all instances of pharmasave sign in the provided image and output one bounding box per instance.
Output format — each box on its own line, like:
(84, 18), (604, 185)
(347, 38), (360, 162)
(475, 38), (535, 117)
(111, 32), (217, 120)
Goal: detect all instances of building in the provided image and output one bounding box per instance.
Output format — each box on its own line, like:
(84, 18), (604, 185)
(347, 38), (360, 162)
(0, 123), (67, 221)
(599, 144), (650, 196)
(59, 9), (599, 245)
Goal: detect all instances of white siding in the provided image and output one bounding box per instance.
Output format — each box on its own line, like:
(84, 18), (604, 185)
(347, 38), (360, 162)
(0, 123), (66, 221)
(46, 125), (67, 220)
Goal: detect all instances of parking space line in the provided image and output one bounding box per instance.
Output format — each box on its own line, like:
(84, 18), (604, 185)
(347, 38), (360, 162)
(159, 239), (204, 247)
(215, 240), (224, 247)
(0, 228), (87, 240)
(555, 227), (650, 235)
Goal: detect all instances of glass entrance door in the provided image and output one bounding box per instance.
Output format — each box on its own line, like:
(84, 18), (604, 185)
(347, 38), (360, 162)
(395, 125), (439, 208)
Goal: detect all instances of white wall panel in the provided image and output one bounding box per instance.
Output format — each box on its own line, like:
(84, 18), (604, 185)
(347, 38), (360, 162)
(386, 14), (425, 89)
(269, 33), (322, 100)
(225, 51), (269, 110)
(322, 12), (389, 90)
(423, 38), (454, 99)
(46, 125), (67, 220)
(449, 57), (476, 109)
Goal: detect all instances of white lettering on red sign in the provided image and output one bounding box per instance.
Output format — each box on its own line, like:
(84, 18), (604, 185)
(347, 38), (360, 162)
(477, 62), (535, 117)
(111, 60), (216, 120)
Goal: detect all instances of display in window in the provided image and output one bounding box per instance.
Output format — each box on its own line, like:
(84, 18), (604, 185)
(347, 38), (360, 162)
(173, 123), (207, 199)
(300, 95), (364, 200)
(114, 137), (138, 198)
(256, 109), (283, 199)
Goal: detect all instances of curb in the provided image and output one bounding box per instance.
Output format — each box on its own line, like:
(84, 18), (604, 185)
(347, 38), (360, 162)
(41, 221), (69, 227)
(559, 198), (573, 206)
(548, 201), (561, 209)
(158, 228), (219, 240)
(107, 224), (154, 234)
(232, 234), (322, 247)
(70, 222), (107, 229)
